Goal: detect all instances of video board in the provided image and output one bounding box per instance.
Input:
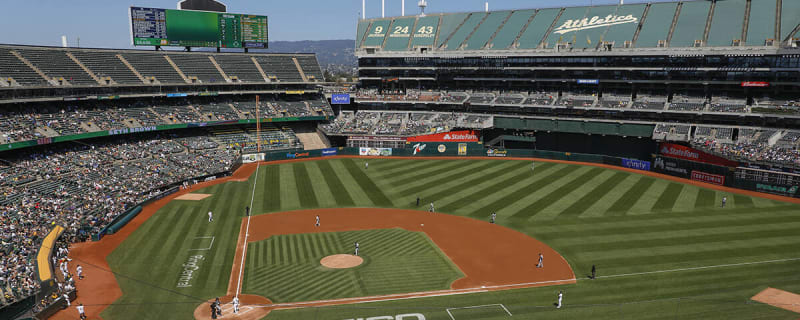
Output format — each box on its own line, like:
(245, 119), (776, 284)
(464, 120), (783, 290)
(130, 7), (268, 48)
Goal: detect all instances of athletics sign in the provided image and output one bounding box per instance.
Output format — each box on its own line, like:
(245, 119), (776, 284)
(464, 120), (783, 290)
(553, 14), (639, 35)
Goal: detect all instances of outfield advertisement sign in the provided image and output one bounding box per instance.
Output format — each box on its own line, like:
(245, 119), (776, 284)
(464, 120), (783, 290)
(360, 147), (392, 156)
(406, 130), (479, 143)
(286, 152), (310, 159)
(653, 156), (690, 178)
(621, 158), (651, 171)
(242, 153), (265, 163)
(331, 94), (351, 104)
(691, 171), (725, 186)
(486, 148), (508, 157)
(756, 184), (799, 196)
(659, 143), (739, 167)
(321, 148), (338, 156)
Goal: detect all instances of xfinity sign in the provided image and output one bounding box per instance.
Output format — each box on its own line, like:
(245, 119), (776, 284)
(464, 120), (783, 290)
(331, 94), (351, 105)
(553, 14), (639, 35)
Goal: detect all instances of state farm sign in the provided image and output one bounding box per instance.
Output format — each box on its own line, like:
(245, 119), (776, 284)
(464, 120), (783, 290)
(406, 130), (479, 142)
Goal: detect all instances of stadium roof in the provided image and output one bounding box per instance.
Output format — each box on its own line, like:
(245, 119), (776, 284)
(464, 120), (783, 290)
(355, 0), (800, 56)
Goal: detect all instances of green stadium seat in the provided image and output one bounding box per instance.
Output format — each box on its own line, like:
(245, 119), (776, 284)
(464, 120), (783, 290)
(745, 0), (777, 46)
(488, 10), (535, 50)
(707, 0), (747, 47)
(463, 11), (512, 50)
(669, 1), (711, 47)
(636, 2), (678, 48)
(443, 13), (487, 50)
(517, 8), (560, 49)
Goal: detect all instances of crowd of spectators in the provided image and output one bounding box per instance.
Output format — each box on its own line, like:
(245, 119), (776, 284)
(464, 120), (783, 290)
(0, 131), (246, 307)
(690, 129), (800, 168)
(320, 111), (492, 136)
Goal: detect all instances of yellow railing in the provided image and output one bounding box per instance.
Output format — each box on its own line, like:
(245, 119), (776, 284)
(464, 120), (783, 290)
(36, 225), (65, 281)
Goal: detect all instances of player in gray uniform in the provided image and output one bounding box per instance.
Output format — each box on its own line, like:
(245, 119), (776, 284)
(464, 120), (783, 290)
(490, 212), (496, 224)
(354, 241), (360, 256)
(537, 253), (543, 268)
(315, 215), (320, 227)
(429, 202), (435, 213)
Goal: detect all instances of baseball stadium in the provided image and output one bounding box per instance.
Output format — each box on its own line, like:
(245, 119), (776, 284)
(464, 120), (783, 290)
(1, 0), (800, 319)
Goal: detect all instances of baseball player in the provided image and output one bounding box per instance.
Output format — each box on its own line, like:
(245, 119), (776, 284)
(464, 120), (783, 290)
(429, 202), (435, 213)
(354, 241), (360, 256)
(721, 196), (727, 208)
(233, 296), (240, 314)
(77, 265), (83, 280)
(208, 211), (213, 222)
(365, 161), (369, 170)
(215, 297), (222, 316)
(591, 264), (596, 279)
(537, 253), (543, 268)
(556, 291), (563, 308)
(531, 161), (535, 172)
(491, 212), (496, 224)
(315, 215), (320, 227)
(245, 206), (250, 216)
(210, 302), (218, 319)
(77, 304), (86, 319)
(63, 293), (70, 307)
(416, 197), (420, 207)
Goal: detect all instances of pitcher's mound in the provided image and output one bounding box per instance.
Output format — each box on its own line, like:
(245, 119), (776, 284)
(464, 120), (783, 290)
(176, 193), (212, 200)
(321, 254), (363, 269)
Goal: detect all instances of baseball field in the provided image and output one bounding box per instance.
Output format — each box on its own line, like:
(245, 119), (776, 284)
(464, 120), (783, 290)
(57, 157), (800, 319)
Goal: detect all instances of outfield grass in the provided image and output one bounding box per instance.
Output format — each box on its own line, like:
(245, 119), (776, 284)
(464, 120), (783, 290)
(102, 158), (800, 319)
(242, 229), (462, 302)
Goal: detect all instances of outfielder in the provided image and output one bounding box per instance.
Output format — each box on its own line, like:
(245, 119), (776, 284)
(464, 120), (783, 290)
(365, 161), (369, 170)
(233, 296), (240, 314)
(491, 212), (496, 224)
(315, 215), (320, 227)
(537, 253), (543, 268)
(722, 196), (727, 208)
(208, 211), (213, 222)
(556, 291), (563, 308)
(429, 202), (435, 213)
(354, 241), (360, 256)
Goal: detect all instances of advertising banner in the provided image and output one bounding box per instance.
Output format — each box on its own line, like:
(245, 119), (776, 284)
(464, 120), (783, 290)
(659, 143), (739, 167)
(286, 151), (310, 159)
(331, 94), (351, 104)
(458, 143), (467, 156)
(486, 148), (508, 157)
(359, 147), (392, 156)
(406, 130), (479, 143)
(321, 148), (338, 156)
(577, 79), (599, 84)
(621, 158), (651, 171)
(242, 153), (265, 163)
(691, 171), (725, 186)
(349, 136), (407, 142)
(741, 81), (769, 87)
(652, 156), (690, 178)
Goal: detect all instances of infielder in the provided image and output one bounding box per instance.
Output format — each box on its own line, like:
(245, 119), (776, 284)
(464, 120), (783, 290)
(556, 291), (563, 308)
(490, 212), (496, 224)
(429, 202), (435, 213)
(77, 304), (86, 319)
(208, 211), (213, 222)
(537, 253), (543, 268)
(77, 265), (83, 280)
(354, 241), (360, 256)
(233, 296), (240, 314)
(315, 215), (320, 227)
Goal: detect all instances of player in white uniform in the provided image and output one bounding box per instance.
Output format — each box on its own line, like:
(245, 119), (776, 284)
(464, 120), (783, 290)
(232, 296), (240, 314)
(365, 161), (369, 170)
(354, 242), (360, 256)
(208, 211), (213, 222)
(429, 202), (435, 213)
(491, 212), (496, 224)
(315, 215), (320, 227)
(556, 291), (563, 308)
(77, 304), (86, 319)
(76, 265), (83, 280)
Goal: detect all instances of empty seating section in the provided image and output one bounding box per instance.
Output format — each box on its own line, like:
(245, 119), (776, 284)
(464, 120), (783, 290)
(780, 0), (800, 41)
(168, 54), (225, 83)
(488, 10), (535, 50)
(599, 95), (630, 108)
(695, 126), (713, 137)
(151, 105), (202, 123)
(495, 94), (524, 105)
(468, 93), (495, 104)
(0, 48), (47, 86)
(70, 51), (141, 84)
(715, 127), (734, 140)
(746, 0), (777, 46)
(254, 56), (303, 82)
(436, 13), (470, 47)
(632, 96), (667, 110)
(409, 16), (440, 48)
(444, 13), (487, 50)
(558, 94), (596, 107)
(707, 0), (746, 46)
(213, 55), (264, 83)
(17, 49), (96, 85)
(517, 9), (559, 49)
(363, 19), (392, 47)
(117, 106), (161, 126)
(602, 4), (647, 48)
(295, 55), (324, 81)
(709, 101), (747, 113)
(195, 103), (240, 120)
(384, 17), (416, 51)
(567, 5), (619, 49)
(356, 20), (371, 47)
(543, 7), (588, 48)
(273, 101), (312, 117)
(635, 2), (678, 47)
(122, 53), (185, 84)
(463, 11), (511, 50)
(670, 1), (711, 47)
(669, 102), (705, 111)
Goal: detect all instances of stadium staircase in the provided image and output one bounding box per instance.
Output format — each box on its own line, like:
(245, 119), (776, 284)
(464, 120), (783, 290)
(10, 51), (52, 85)
(115, 54), (149, 84)
(250, 56), (270, 82)
(65, 52), (105, 85)
(295, 131), (329, 150)
(207, 56), (231, 83)
(291, 57), (308, 82)
(162, 55), (190, 83)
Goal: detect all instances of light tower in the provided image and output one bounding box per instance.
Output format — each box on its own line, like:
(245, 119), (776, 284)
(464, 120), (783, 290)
(418, 0), (428, 17)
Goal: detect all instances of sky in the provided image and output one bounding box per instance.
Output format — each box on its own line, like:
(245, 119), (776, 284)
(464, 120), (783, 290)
(0, 0), (681, 48)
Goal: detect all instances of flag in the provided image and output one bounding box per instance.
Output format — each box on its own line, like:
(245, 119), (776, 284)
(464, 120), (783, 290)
(587, 35), (592, 45)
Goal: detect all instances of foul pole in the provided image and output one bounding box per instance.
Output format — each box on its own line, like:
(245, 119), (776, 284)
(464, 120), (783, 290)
(256, 95), (261, 153)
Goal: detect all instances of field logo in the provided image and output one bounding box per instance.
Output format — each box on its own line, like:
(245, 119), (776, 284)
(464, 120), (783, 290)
(344, 313), (425, 320)
(553, 14), (638, 35)
(412, 143), (426, 155)
(437, 144), (446, 153)
(177, 255), (204, 288)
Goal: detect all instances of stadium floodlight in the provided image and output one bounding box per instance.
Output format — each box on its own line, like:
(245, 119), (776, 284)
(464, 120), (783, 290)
(402, 0), (405, 16)
(382, 0), (385, 18)
(418, 0), (427, 17)
(362, 0), (366, 19)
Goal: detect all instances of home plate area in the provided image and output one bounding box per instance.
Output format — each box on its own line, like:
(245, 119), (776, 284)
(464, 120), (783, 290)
(215, 302), (254, 319)
(445, 304), (512, 319)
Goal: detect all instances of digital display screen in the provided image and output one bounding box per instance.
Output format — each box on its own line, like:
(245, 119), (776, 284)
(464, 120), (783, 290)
(131, 7), (268, 48)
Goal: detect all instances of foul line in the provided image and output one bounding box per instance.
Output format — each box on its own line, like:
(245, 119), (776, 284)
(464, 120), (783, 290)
(235, 160), (261, 298)
(591, 257), (800, 280)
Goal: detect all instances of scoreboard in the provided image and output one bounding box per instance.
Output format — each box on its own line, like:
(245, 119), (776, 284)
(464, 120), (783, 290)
(130, 7), (268, 48)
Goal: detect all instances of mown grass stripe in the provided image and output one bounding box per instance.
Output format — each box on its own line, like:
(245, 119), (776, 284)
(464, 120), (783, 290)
(512, 167), (606, 219)
(442, 163), (561, 214)
(390, 160), (469, 186)
(422, 160), (531, 203)
(260, 165), (281, 213)
(694, 188), (716, 208)
(651, 183), (683, 211)
(397, 160), (498, 197)
(293, 162), (319, 208)
(606, 176), (657, 214)
(373, 160), (440, 178)
(316, 160), (355, 206)
(464, 164), (573, 217)
(554, 170), (628, 217)
(342, 158), (393, 207)
(733, 194), (754, 207)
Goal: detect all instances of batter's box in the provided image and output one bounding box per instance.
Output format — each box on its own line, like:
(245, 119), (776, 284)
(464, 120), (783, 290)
(446, 304), (512, 319)
(189, 236), (215, 251)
